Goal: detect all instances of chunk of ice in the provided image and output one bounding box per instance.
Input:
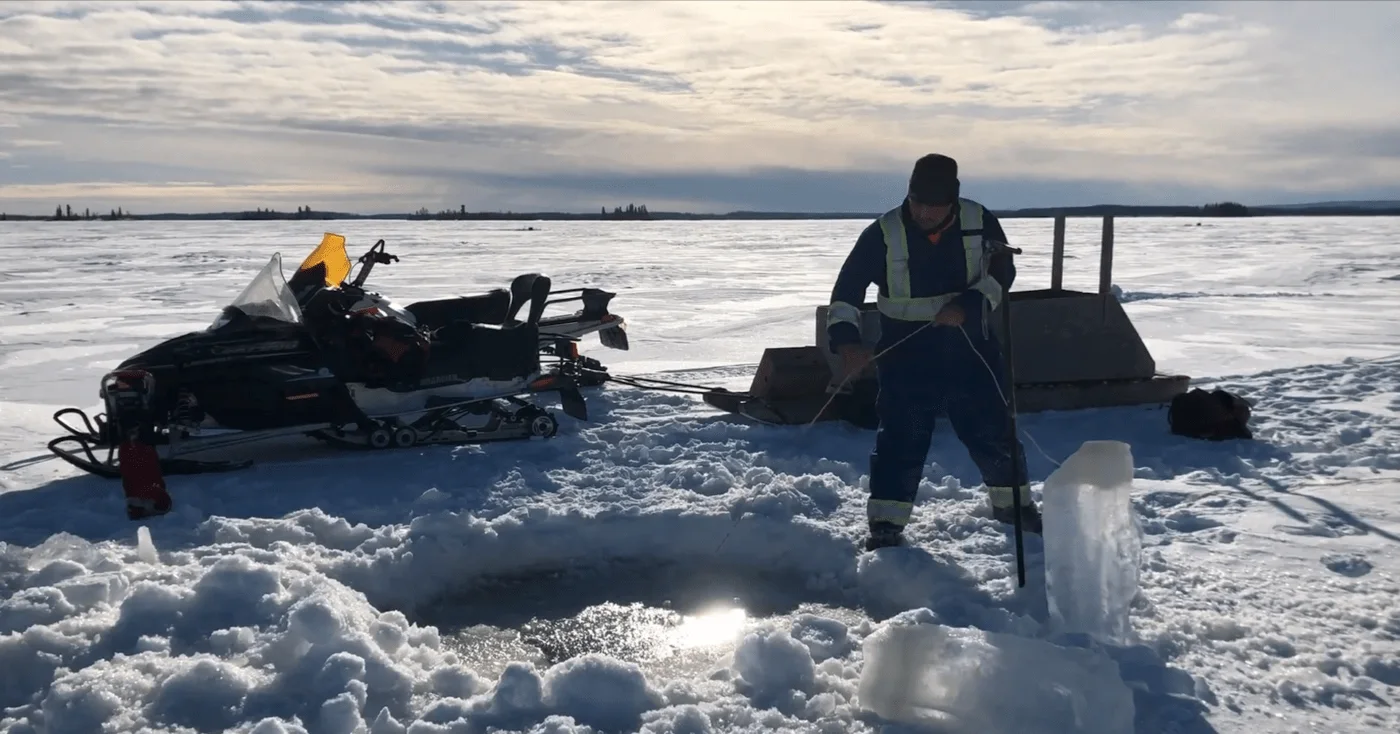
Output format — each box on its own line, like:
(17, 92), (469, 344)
(1042, 440), (1141, 645)
(857, 620), (1135, 734)
(137, 525), (159, 564)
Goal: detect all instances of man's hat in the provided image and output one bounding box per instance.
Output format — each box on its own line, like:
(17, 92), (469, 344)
(908, 153), (959, 205)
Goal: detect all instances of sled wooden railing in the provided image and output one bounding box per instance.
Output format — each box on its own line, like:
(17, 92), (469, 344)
(1047, 214), (1115, 296)
(1099, 216), (1115, 296)
(1051, 216), (1066, 291)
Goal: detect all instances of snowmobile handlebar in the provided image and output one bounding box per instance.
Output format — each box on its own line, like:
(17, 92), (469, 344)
(351, 239), (398, 288)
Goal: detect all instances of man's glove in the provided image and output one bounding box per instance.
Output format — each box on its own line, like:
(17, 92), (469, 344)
(934, 302), (965, 326)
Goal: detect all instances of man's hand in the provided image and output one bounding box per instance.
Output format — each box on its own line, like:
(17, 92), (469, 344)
(934, 302), (965, 326)
(837, 344), (874, 381)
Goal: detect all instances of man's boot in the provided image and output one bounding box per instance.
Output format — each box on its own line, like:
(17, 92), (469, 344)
(865, 520), (905, 551)
(992, 501), (1043, 534)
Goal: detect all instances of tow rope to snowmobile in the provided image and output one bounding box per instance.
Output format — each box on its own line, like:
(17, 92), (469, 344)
(594, 373), (733, 396)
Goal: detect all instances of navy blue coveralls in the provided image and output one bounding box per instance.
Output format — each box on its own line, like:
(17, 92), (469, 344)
(826, 197), (1031, 532)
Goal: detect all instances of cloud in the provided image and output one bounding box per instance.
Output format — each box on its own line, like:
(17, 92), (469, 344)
(0, 0), (1397, 214)
(0, 180), (378, 208)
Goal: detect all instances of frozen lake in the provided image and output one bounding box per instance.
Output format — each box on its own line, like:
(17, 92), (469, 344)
(1, 216), (1397, 734)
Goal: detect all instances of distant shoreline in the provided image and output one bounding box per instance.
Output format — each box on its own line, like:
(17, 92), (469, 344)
(4, 204), (1400, 222)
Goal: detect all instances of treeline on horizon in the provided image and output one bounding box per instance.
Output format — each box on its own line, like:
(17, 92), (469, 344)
(8, 204), (137, 221)
(5, 200), (1400, 222)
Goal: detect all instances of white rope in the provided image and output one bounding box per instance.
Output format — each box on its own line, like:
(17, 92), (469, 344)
(714, 312), (1065, 554)
(799, 317), (1062, 468)
(955, 323), (1063, 469)
(713, 325), (942, 553)
(803, 319), (938, 428)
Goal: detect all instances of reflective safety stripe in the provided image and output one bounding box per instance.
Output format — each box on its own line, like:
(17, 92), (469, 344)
(874, 198), (1004, 320)
(867, 498), (914, 526)
(987, 484), (1033, 509)
(826, 300), (861, 330)
(961, 202), (1005, 310)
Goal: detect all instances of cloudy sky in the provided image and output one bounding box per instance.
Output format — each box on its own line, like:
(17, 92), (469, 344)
(1, 0), (1398, 215)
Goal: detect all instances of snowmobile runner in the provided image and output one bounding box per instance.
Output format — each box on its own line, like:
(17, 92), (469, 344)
(47, 233), (627, 518)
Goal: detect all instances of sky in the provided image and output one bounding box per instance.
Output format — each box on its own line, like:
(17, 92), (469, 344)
(1, 0), (1399, 215)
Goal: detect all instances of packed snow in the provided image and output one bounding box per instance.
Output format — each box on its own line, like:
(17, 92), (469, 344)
(1, 216), (1397, 734)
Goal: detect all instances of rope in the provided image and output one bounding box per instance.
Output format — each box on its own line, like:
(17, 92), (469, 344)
(956, 324), (1063, 470)
(793, 318), (1061, 468)
(712, 322), (943, 553)
(801, 319), (939, 428)
(711, 314), (1065, 554)
(604, 375), (719, 396)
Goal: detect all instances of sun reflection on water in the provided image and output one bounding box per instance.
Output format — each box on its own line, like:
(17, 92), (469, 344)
(667, 605), (749, 650)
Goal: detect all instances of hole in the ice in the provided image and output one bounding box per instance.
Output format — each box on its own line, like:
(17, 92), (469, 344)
(410, 559), (865, 681)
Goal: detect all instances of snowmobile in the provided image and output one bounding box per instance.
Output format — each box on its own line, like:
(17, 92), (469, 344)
(47, 233), (627, 518)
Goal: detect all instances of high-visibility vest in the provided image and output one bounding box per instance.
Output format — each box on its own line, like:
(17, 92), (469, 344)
(875, 198), (1002, 321)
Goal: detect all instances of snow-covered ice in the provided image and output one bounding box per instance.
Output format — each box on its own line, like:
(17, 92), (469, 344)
(1043, 440), (1143, 647)
(1, 217), (1398, 733)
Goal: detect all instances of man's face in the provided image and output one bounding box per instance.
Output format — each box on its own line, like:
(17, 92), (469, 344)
(907, 197), (954, 231)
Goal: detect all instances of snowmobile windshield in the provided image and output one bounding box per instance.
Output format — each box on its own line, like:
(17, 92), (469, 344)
(295, 232), (353, 289)
(209, 252), (304, 329)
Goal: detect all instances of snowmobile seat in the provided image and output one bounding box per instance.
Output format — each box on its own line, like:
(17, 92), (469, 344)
(405, 290), (512, 330)
(424, 321), (541, 381)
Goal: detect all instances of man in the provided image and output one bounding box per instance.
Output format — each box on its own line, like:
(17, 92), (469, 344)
(827, 153), (1043, 551)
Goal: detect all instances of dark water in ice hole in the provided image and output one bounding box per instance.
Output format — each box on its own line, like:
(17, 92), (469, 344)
(410, 559), (868, 681)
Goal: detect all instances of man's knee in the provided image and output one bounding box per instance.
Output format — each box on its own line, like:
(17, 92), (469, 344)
(876, 389), (936, 439)
(946, 388), (1013, 451)
(871, 411), (935, 483)
(873, 424), (929, 459)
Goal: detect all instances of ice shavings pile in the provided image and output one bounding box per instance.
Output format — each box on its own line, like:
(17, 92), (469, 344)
(0, 530), (1142, 734)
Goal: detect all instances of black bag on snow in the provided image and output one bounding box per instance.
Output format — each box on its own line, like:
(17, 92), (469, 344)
(1168, 388), (1254, 440)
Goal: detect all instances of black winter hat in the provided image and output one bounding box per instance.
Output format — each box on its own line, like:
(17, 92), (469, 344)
(908, 153), (959, 205)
